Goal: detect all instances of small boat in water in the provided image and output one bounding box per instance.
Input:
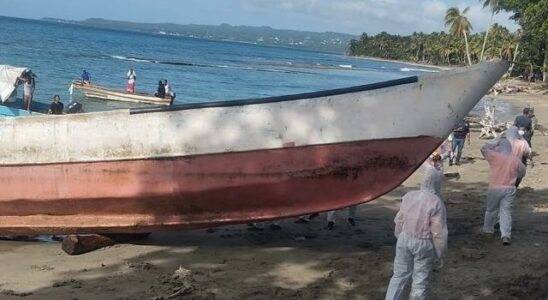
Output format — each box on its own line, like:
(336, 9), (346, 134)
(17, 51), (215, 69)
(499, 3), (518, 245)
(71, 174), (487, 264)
(0, 60), (509, 235)
(71, 80), (172, 106)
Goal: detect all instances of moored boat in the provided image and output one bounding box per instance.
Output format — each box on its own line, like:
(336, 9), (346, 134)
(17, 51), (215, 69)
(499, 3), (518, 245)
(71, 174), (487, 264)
(0, 60), (509, 235)
(71, 80), (172, 106)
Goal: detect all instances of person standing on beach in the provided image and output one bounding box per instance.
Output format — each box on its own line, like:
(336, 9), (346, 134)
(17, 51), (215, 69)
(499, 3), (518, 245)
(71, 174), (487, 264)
(17, 70), (36, 111)
(126, 68), (137, 93)
(421, 151), (445, 199)
(480, 138), (525, 245)
(449, 119), (470, 166)
(385, 165), (447, 300)
(514, 107), (533, 148)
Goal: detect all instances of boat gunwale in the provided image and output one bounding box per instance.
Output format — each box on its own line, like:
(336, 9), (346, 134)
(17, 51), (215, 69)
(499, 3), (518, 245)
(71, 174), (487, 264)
(129, 76), (419, 115)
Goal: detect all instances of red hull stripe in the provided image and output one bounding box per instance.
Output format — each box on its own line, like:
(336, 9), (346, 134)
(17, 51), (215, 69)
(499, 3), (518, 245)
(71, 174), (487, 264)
(0, 136), (441, 234)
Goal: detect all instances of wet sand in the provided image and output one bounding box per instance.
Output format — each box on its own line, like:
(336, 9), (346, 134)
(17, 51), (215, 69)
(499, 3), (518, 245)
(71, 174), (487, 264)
(1, 86), (547, 300)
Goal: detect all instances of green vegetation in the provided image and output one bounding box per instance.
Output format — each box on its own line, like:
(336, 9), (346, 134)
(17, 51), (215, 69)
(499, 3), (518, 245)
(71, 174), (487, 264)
(499, 0), (547, 81)
(348, 0), (547, 82)
(348, 25), (516, 66)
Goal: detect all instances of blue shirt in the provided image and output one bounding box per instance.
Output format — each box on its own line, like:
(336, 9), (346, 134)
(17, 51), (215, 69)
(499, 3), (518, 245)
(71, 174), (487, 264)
(514, 115), (532, 131)
(81, 71), (90, 82)
(452, 121), (470, 139)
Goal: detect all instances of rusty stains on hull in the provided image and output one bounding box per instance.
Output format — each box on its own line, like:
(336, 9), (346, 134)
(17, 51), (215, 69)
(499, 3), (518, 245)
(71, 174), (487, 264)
(0, 136), (441, 235)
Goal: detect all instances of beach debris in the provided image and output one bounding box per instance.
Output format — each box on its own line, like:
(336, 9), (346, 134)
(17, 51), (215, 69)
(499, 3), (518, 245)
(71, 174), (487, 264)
(488, 83), (524, 95)
(30, 264), (55, 271)
(52, 279), (83, 289)
(61, 233), (151, 255)
(444, 172), (460, 180)
(0, 289), (33, 297)
(460, 247), (486, 260)
(473, 97), (513, 139)
(149, 267), (196, 299)
(166, 266), (195, 298)
(535, 124), (548, 136)
(127, 261), (155, 270)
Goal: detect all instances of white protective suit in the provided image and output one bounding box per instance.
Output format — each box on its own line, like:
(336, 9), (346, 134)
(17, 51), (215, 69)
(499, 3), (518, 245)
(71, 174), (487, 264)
(421, 159), (444, 199)
(385, 171), (448, 300)
(481, 138), (525, 239)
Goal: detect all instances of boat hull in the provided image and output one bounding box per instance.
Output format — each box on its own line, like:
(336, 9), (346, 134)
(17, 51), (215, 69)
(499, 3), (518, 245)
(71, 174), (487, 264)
(72, 81), (172, 106)
(0, 60), (510, 234)
(0, 136), (440, 235)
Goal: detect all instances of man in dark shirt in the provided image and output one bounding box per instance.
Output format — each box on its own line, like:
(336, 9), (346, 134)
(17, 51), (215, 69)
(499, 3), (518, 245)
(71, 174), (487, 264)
(48, 95), (64, 115)
(449, 120), (470, 166)
(514, 107), (533, 147)
(81, 70), (91, 83)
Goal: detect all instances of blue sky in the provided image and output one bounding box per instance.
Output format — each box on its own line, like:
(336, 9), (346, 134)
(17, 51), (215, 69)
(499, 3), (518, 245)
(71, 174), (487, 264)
(1, 0), (519, 35)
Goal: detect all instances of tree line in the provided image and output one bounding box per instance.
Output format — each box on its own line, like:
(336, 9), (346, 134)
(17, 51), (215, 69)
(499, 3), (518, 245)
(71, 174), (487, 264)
(347, 0), (547, 82)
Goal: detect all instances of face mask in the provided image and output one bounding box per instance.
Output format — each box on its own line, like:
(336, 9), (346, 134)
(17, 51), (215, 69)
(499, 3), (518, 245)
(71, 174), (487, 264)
(518, 130), (525, 136)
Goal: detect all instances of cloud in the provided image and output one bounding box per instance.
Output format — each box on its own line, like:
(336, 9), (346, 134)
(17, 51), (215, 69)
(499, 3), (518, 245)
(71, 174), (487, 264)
(460, 2), (518, 32)
(238, 0), (519, 35)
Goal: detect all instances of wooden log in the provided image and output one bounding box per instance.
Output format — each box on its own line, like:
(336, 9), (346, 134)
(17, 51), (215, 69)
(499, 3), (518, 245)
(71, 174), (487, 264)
(61, 233), (151, 255)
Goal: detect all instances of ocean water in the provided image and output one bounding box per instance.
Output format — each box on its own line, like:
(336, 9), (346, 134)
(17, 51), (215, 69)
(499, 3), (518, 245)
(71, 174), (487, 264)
(0, 16), (440, 111)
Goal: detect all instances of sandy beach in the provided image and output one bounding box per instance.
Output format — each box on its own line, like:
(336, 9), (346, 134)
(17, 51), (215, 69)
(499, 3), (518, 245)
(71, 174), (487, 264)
(1, 83), (547, 300)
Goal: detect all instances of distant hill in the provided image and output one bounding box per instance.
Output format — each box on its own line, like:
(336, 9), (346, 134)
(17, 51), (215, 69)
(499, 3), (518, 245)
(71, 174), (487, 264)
(42, 18), (356, 53)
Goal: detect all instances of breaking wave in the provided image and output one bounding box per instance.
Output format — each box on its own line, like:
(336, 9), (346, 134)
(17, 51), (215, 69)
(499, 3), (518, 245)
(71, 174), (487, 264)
(400, 67), (438, 73)
(110, 55), (391, 74)
(111, 55), (154, 63)
(110, 55), (306, 74)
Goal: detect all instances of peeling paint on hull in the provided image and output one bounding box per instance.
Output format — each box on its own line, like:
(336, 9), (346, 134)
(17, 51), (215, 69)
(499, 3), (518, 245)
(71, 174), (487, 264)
(0, 136), (440, 235)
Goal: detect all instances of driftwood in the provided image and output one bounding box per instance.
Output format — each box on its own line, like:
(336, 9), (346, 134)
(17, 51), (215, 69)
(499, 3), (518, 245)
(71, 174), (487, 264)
(475, 98), (511, 139)
(61, 233), (151, 255)
(535, 124), (548, 136)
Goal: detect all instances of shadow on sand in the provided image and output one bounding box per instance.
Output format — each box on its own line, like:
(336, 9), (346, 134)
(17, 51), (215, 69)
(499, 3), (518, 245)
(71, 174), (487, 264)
(1, 181), (547, 300)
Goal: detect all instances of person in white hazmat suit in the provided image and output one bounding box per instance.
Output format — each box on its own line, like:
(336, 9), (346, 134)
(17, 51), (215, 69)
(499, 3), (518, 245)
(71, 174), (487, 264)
(480, 138), (525, 245)
(385, 154), (448, 300)
(420, 152), (445, 199)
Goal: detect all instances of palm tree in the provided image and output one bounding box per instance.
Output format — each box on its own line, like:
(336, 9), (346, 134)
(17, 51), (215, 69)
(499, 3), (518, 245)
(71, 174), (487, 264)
(500, 43), (514, 60)
(507, 30), (522, 76)
(479, 0), (501, 61)
(445, 7), (473, 66)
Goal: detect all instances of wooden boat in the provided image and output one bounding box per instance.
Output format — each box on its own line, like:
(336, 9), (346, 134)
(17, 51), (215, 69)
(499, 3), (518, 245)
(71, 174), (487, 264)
(0, 60), (509, 235)
(71, 80), (172, 106)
